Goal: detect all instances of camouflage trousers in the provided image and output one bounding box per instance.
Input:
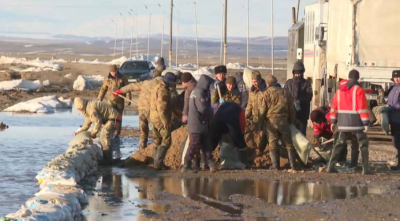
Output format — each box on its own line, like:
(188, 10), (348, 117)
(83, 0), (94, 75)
(109, 101), (124, 136)
(151, 122), (172, 148)
(139, 110), (150, 149)
(266, 118), (294, 151)
(100, 120), (116, 151)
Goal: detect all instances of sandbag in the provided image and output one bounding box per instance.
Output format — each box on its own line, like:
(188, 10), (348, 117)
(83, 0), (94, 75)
(219, 134), (246, 170)
(290, 124), (312, 165)
(372, 105), (386, 125)
(180, 135), (190, 166)
(26, 193), (81, 219)
(382, 112), (390, 135)
(35, 168), (78, 187)
(243, 68), (253, 90)
(69, 131), (93, 147)
(37, 185), (88, 206)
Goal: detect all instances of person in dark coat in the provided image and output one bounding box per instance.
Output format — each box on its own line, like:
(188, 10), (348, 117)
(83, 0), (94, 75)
(181, 72), (197, 123)
(381, 70), (400, 170)
(184, 75), (217, 172)
(212, 65), (228, 113)
(211, 102), (248, 166)
(284, 61), (313, 136)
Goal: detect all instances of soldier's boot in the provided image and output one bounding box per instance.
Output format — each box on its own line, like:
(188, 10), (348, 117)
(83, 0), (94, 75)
(390, 152), (400, 170)
(288, 149), (297, 171)
(349, 149), (359, 168)
(208, 159), (218, 172)
(99, 148), (113, 166)
(154, 146), (168, 170)
(200, 152), (209, 171)
(238, 148), (250, 168)
(361, 148), (371, 175)
(269, 149), (280, 170)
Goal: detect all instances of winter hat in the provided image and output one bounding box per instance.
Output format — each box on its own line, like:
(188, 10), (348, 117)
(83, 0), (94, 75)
(157, 57), (165, 66)
(292, 61), (306, 74)
(181, 72), (193, 83)
(392, 70), (400, 80)
(310, 109), (325, 123)
(109, 64), (118, 72)
(348, 69), (360, 80)
(74, 97), (86, 110)
(163, 72), (178, 87)
(214, 65), (227, 75)
(266, 75), (278, 85)
(226, 76), (237, 85)
(251, 70), (262, 81)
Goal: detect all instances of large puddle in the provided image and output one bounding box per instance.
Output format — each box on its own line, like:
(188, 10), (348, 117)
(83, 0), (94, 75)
(0, 109), (139, 215)
(82, 168), (391, 221)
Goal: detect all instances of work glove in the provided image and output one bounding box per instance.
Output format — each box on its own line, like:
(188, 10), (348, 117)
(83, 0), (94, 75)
(380, 106), (393, 113)
(294, 100), (301, 111)
(214, 81), (219, 90)
(219, 98), (225, 104)
(113, 90), (123, 96)
(90, 133), (97, 139)
(363, 126), (369, 133)
(182, 115), (188, 123)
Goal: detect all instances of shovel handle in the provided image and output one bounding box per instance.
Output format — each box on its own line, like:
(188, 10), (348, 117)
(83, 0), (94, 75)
(117, 94), (137, 104)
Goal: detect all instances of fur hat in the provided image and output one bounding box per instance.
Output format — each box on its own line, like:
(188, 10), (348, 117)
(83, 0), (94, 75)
(181, 72), (193, 83)
(163, 72), (178, 87)
(226, 76), (237, 85)
(251, 70), (262, 81)
(348, 69), (360, 80)
(266, 75), (277, 85)
(214, 65), (227, 75)
(109, 64), (118, 72)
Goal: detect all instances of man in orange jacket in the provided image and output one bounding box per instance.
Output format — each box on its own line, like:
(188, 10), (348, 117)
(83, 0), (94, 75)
(328, 70), (370, 174)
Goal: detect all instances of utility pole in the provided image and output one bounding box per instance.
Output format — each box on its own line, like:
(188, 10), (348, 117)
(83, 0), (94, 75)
(145, 5), (151, 61)
(128, 11), (134, 59)
(271, 0), (274, 75)
(297, 0), (300, 22)
(223, 0), (227, 65)
(136, 14), (139, 58)
(169, 0), (173, 67)
(194, 2), (199, 75)
(219, 1), (224, 65)
(111, 19), (117, 58)
(247, 0), (249, 67)
(159, 4), (165, 57)
(120, 13), (125, 57)
(176, 10), (179, 68)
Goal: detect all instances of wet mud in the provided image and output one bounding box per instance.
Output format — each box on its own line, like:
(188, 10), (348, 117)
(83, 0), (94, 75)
(0, 122), (8, 130)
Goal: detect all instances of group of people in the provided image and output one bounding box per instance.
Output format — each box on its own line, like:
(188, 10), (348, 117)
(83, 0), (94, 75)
(72, 57), (400, 175)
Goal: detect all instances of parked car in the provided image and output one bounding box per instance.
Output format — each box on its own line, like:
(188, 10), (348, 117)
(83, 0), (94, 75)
(119, 60), (155, 82)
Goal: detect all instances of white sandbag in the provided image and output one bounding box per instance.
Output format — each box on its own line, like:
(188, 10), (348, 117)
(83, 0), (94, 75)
(243, 68), (253, 90)
(26, 193), (81, 219)
(219, 134), (246, 170)
(36, 168), (78, 186)
(30, 204), (73, 221)
(37, 185), (88, 206)
(45, 154), (76, 173)
(69, 131), (93, 146)
(290, 124), (312, 165)
(312, 137), (333, 162)
(5, 205), (32, 219)
(381, 112), (390, 135)
(66, 143), (102, 161)
(180, 136), (189, 166)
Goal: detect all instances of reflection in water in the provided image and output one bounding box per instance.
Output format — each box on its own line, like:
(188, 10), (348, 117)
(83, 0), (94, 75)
(84, 171), (388, 220)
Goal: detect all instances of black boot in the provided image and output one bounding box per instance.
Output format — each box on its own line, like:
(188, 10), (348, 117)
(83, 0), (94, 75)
(238, 148), (250, 168)
(99, 149), (113, 166)
(208, 159), (218, 172)
(200, 152), (209, 171)
(288, 149), (297, 171)
(390, 152), (400, 170)
(192, 156), (201, 172)
(269, 149), (279, 170)
(181, 161), (198, 173)
(154, 146), (168, 170)
(349, 149), (359, 168)
(361, 148), (371, 174)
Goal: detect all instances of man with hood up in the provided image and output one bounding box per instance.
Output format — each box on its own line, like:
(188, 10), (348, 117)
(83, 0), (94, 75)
(328, 70), (370, 174)
(284, 61), (313, 136)
(183, 75), (217, 172)
(74, 97), (121, 164)
(212, 76), (241, 106)
(98, 64), (131, 138)
(152, 57), (166, 78)
(150, 72), (178, 170)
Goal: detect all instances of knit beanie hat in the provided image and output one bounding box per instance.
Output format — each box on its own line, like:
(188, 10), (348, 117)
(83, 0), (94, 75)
(251, 70), (262, 81)
(109, 64), (118, 72)
(266, 75), (277, 85)
(181, 72), (193, 83)
(348, 69), (360, 80)
(163, 72), (178, 87)
(214, 65), (227, 75)
(226, 76), (237, 85)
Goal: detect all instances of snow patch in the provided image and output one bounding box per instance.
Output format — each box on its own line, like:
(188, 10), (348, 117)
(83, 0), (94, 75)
(0, 79), (43, 91)
(0, 56), (63, 71)
(73, 75), (104, 91)
(23, 45), (34, 48)
(178, 63), (197, 69)
(226, 62), (245, 69)
(3, 95), (72, 113)
(180, 67), (214, 81)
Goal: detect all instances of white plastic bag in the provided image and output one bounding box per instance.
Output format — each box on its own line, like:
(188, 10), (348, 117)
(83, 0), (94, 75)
(26, 193), (81, 219)
(37, 185), (88, 206)
(381, 112), (390, 135)
(290, 124), (312, 165)
(36, 168), (78, 187)
(219, 134), (246, 170)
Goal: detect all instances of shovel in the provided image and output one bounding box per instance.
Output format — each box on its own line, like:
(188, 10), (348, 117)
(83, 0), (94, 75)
(116, 94), (138, 104)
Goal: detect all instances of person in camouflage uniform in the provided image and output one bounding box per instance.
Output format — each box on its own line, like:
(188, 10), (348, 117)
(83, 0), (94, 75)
(114, 76), (163, 149)
(152, 57), (166, 78)
(97, 65), (131, 138)
(260, 75), (297, 170)
(150, 72), (178, 170)
(212, 76), (241, 106)
(74, 97), (120, 164)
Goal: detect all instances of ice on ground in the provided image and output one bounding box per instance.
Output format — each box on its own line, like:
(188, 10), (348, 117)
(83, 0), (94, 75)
(24, 45), (34, 47)
(248, 65), (287, 70)
(226, 62), (246, 69)
(76, 58), (106, 64)
(3, 95), (72, 113)
(178, 63), (197, 69)
(0, 79), (43, 91)
(73, 75), (104, 91)
(180, 67), (214, 81)
(0, 56), (63, 71)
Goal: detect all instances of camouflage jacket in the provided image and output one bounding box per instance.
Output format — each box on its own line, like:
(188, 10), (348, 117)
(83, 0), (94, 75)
(98, 73), (130, 105)
(212, 87), (241, 106)
(149, 82), (172, 127)
(80, 101), (119, 136)
(119, 77), (163, 112)
(245, 79), (267, 123)
(260, 83), (296, 124)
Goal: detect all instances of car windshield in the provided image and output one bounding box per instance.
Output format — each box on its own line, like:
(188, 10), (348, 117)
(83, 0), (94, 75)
(121, 61), (149, 71)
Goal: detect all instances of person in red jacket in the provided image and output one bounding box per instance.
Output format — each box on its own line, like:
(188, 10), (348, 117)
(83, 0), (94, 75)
(328, 70), (370, 174)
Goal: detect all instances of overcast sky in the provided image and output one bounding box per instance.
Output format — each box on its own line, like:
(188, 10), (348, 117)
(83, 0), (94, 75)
(0, 0), (317, 38)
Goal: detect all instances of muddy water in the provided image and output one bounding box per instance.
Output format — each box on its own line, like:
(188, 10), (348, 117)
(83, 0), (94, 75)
(0, 109), (139, 215)
(83, 169), (390, 221)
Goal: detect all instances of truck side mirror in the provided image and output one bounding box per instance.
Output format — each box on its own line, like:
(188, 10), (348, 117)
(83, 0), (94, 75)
(317, 26), (326, 47)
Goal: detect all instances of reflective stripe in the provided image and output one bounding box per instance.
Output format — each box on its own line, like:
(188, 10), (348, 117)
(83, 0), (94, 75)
(337, 90), (341, 110)
(337, 110), (359, 114)
(353, 85), (359, 111)
(359, 109), (369, 113)
(330, 109), (338, 113)
(361, 118), (369, 121)
(330, 116), (337, 119)
(338, 126), (365, 130)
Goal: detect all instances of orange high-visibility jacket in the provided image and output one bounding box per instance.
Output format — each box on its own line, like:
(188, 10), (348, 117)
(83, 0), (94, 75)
(330, 79), (370, 132)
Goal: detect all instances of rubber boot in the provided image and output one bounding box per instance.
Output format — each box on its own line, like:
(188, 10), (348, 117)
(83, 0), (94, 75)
(269, 149), (279, 170)
(361, 148), (371, 175)
(390, 152), (400, 170)
(349, 148), (359, 168)
(192, 156), (200, 172)
(208, 159), (218, 172)
(200, 152), (209, 171)
(288, 149), (297, 171)
(238, 148), (250, 168)
(154, 146), (168, 170)
(99, 149), (113, 166)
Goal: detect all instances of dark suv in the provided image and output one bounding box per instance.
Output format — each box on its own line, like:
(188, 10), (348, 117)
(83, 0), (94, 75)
(119, 60), (155, 82)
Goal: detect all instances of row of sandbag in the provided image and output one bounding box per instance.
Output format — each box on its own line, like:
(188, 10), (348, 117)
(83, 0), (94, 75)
(2, 132), (103, 221)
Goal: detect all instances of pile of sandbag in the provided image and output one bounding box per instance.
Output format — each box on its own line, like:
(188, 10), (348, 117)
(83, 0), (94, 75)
(2, 132), (102, 221)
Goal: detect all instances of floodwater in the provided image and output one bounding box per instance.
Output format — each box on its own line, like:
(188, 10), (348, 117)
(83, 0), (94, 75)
(0, 108), (139, 216)
(83, 169), (391, 221)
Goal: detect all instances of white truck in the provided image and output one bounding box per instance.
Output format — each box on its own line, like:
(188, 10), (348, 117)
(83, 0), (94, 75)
(287, 0), (400, 110)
